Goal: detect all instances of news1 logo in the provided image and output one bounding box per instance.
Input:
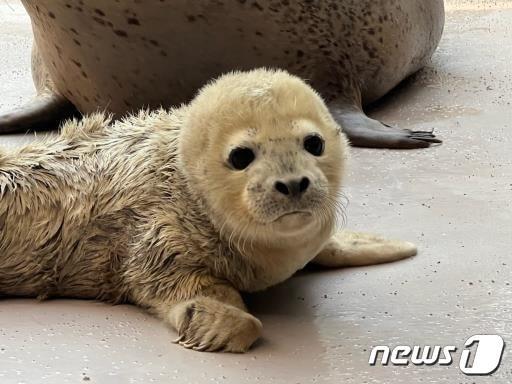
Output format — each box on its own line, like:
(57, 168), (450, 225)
(368, 335), (505, 376)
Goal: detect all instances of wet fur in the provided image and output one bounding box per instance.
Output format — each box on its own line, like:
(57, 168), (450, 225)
(0, 69), (416, 352)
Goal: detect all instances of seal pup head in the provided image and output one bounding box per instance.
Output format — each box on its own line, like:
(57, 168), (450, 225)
(179, 68), (348, 245)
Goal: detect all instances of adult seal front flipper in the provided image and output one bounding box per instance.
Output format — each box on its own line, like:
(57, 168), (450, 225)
(0, 93), (80, 134)
(0, 41), (81, 135)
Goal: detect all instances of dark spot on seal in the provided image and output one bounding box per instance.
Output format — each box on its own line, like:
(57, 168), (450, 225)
(70, 28), (79, 35)
(252, 1), (263, 11)
(114, 29), (128, 37)
(71, 59), (82, 68)
(94, 9), (105, 16)
(160, 50), (168, 57)
(73, 39), (81, 46)
(127, 17), (140, 25)
(48, 11), (55, 19)
(149, 39), (159, 47)
(93, 16), (106, 26)
(81, 71), (88, 79)
(186, 15), (196, 22)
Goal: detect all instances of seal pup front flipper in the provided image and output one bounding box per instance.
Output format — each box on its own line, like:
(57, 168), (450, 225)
(312, 230), (417, 268)
(328, 99), (441, 149)
(163, 283), (262, 353)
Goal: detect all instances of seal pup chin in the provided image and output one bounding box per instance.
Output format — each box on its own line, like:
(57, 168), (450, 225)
(0, 68), (416, 353)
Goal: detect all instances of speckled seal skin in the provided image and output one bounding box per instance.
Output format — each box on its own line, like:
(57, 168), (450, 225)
(0, 0), (444, 148)
(0, 69), (417, 352)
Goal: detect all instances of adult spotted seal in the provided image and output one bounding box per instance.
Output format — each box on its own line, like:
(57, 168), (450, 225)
(0, 69), (417, 352)
(0, 0), (444, 149)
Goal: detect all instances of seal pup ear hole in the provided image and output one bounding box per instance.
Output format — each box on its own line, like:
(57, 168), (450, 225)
(228, 147), (256, 170)
(304, 134), (325, 157)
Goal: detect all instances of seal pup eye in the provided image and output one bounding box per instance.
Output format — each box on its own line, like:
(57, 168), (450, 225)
(304, 135), (325, 156)
(228, 147), (255, 170)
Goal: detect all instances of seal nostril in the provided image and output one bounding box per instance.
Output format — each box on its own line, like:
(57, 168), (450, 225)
(276, 178), (309, 197)
(299, 177), (310, 192)
(275, 181), (290, 195)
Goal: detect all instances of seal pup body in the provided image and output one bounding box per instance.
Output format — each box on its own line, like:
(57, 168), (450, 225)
(0, 0), (444, 148)
(0, 69), (416, 352)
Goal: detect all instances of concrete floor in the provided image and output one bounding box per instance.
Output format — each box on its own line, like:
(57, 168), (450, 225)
(1, 0), (512, 383)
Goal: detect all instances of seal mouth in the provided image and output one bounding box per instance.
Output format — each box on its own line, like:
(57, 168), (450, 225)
(273, 211), (312, 222)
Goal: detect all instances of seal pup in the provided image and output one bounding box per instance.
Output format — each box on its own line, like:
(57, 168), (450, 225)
(0, 69), (416, 352)
(0, 0), (444, 149)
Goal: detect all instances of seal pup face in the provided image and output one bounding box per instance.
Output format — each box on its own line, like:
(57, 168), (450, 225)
(179, 69), (348, 245)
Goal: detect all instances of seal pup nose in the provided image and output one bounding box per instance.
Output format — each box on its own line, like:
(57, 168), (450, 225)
(274, 177), (310, 197)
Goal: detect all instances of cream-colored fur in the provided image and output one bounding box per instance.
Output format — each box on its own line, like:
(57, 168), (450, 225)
(314, 231), (416, 268)
(0, 68), (416, 353)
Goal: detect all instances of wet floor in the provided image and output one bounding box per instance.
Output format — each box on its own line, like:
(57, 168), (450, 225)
(1, 0), (511, 382)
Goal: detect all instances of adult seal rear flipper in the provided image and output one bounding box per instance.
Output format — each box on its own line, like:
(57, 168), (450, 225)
(329, 99), (442, 149)
(0, 93), (80, 134)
